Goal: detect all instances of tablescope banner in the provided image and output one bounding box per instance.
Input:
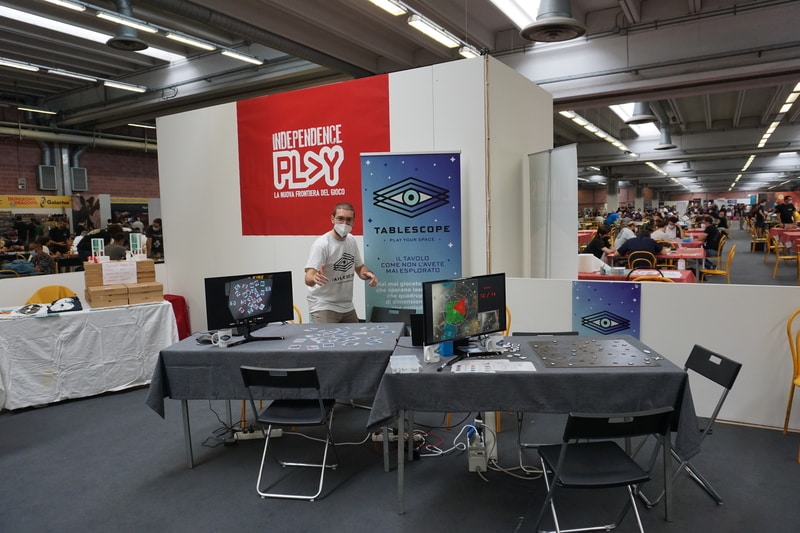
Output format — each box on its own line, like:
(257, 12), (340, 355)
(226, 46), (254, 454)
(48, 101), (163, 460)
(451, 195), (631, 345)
(236, 75), (390, 236)
(360, 152), (462, 319)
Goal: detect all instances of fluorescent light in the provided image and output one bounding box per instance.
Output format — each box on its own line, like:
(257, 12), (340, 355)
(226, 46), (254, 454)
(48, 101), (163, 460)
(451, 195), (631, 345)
(128, 123), (156, 129)
(44, 0), (86, 11)
(0, 58), (39, 72)
(488, 0), (539, 29)
(0, 6), (184, 63)
(166, 32), (217, 51)
(104, 80), (147, 93)
(49, 69), (97, 82)
(17, 106), (57, 115)
(459, 45), (480, 59)
(221, 49), (264, 65)
(367, 0), (407, 16)
(408, 14), (460, 48)
(97, 12), (158, 34)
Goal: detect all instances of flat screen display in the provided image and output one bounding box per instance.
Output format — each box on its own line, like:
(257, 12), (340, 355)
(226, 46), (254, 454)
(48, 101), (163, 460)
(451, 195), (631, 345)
(421, 272), (506, 347)
(204, 271), (294, 332)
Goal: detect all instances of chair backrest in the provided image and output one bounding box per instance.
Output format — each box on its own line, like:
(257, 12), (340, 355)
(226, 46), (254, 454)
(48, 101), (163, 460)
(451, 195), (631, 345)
(0, 269), (20, 277)
(685, 344), (742, 391)
(240, 366), (320, 390)
(787, 309), (800, 379)
(26, 285), (77, 304)
(291, 304), (303, 324)
(627, 250), (656, 269)
(562, 407), (674, 442)
(724, 244), (736, 270)
(632, 275), (674, 282)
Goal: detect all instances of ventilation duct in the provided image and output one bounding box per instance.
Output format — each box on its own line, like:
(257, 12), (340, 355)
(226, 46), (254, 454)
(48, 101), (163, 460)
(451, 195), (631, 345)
(625, 102), (657, 124)
(653, 125), (677, 150)
(520, 0), (586, 42)
(106, 0), (149, 51)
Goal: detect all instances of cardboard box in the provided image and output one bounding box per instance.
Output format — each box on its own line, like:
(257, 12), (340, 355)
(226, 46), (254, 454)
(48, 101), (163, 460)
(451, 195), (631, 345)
(85, 284), (128, 308)
(126, 281), (163, 305)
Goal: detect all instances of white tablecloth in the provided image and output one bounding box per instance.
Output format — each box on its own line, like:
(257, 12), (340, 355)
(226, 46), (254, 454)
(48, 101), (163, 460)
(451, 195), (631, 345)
(0, 301), (179, 410)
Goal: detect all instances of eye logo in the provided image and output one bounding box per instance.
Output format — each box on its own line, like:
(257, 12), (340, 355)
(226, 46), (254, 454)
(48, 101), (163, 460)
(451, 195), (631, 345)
(372, 177), (448, 218)
(581, 310), (630, 335)
(333, 252), (355, 273)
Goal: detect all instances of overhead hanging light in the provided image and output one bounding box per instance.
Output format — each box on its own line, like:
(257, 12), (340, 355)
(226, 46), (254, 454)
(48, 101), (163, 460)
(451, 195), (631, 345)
(49, 69), (97, 82)
(408, 14), (460, 48)
(459, 45), (480, 59)
(166, 32), (217, 51)
(625, 102), (658, 124)
(221, 49), (264, 65)
(17, 106), (57, 115)
(520, 0), (586, 42)
(104, 80), (147, 93)
(43, 0), (86, 11)
(0, 58), (39, 72)
(367, 0), (407, 16)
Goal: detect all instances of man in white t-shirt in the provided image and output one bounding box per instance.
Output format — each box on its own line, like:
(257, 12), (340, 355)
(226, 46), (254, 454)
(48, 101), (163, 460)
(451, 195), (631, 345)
(304, 202), (378, 323)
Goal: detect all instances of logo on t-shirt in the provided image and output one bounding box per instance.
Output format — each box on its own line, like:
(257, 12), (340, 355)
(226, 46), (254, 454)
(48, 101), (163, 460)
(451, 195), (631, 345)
(333, 252), (354, 272)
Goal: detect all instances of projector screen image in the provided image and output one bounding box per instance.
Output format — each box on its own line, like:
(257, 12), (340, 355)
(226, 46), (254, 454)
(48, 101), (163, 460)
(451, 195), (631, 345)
(422, 273), (506, 346)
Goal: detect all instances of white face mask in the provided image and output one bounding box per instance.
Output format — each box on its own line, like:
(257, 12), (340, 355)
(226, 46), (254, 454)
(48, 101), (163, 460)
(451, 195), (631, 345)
(668, 224), (675, 229)
(700, 223), (707, 229)
(334, 223), (352, 238)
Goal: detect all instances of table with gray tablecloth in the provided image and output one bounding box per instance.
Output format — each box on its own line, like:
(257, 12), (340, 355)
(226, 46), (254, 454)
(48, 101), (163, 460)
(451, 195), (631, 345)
(146, 322), (404, 466)
(366, 335), (700, 517)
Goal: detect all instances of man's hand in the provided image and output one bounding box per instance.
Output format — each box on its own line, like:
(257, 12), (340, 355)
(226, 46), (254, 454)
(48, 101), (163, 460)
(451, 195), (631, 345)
(363, 271), (378, 287)
(313, 264), (329, 286)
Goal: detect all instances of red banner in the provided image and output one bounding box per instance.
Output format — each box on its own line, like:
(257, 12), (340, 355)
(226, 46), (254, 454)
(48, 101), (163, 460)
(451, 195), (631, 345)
(237, 75), (390, 235)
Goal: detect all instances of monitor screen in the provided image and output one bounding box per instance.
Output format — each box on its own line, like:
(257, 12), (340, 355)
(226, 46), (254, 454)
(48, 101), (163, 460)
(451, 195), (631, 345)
(421, 273), (506, 347)
(204, 271), (294, 332)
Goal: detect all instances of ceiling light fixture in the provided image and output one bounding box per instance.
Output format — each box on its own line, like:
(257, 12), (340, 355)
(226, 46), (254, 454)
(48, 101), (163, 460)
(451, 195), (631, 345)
(488, 0), (539, 29)
(459, 45), (480, 59)
(17, 106), (57, 115)
(128, 122), (156, 129)
(221, 49), (264, 65)
(44, 0), (86, 11)
(96, 11), (158, 34)
(558, 110), (636, 157)
(49, 69), (97, 82)
(0, 58), (40, 72)
(367, 0), (407, 16)
(104, 80), (147, 93)
(166, 32), (217, 51)
(408, 14), (460, 48)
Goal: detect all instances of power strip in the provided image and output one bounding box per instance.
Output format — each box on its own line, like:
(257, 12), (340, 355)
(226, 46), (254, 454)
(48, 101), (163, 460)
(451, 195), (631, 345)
(468, 434), (488, 472)
(371, 431), (424, 443)
(234, 428), (283, 441)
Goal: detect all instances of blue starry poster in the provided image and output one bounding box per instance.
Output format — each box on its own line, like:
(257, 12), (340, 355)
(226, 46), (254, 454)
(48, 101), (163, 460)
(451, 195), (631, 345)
(361, 152), (462, 319)
(572, 281), (641, 338)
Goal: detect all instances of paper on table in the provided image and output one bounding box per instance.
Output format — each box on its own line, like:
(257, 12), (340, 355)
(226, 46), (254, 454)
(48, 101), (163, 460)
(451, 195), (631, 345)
(451, 359), (536, 373)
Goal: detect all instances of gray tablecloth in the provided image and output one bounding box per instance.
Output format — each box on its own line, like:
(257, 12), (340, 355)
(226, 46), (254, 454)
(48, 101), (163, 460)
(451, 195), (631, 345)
(146, 322), (404, 417)
(367, 335), (701, 458)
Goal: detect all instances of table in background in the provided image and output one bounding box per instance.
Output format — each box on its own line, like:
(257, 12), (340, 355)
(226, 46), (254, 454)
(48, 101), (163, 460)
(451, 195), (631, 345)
(578, 269), (697, 283)
(0, 301), (178, 410)
(146, 322), (405, 467)
(367, 335), (700, 516)
(578, 229), (595, 246)
(54, 254), (84, 273)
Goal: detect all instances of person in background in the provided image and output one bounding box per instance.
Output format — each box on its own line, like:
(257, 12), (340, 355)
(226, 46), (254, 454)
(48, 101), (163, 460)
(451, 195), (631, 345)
(104, 232), (128, 260)
(27, 217), (44, 245)
(617, 225), (664, 268)
(697, 215), (721, 269)
(304, 202), (378, 323)
(717, 209), (730, 237)
(650, 219), (669, 241)
(583, 224), (614, 260)
(13, 215), (29, 244)
(1, 230), (25, 252)
(130, 217), (145, 232)
(753, 199), (768, 237)
(774, 195), (797, 226)
(47, 219), (70, 255)
(146, 218), (164, 259)
(663, 216), (684, 239)
(30, 239), (55, 275)
(613, 220), (637, 251)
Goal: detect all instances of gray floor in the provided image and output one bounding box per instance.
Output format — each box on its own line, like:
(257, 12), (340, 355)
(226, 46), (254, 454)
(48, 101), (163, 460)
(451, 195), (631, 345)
(1, 386), (798, 533)
(700, 223), (798, 286)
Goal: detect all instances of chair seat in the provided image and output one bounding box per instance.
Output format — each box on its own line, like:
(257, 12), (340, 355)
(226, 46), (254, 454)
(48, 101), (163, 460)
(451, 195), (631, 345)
(699, 268), (725, 276)
(258, 399), (335, 426)
(539, 441), (650, 488)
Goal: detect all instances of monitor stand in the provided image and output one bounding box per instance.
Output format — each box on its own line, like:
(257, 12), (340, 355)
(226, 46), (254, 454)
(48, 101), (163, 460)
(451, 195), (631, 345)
(231, 322), (284, 345)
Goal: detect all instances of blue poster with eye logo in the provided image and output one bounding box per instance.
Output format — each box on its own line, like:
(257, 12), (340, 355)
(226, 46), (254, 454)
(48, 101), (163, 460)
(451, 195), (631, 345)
(572, 281), (641, 338)
(361, 152), (462, 320)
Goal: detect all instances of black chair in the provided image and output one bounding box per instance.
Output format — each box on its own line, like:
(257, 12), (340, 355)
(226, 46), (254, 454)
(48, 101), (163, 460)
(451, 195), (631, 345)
(370, 306), (415, 335)
(534, 407), (674, 533)
(240, 366), (339, 501)
(639, 345), (742, 506)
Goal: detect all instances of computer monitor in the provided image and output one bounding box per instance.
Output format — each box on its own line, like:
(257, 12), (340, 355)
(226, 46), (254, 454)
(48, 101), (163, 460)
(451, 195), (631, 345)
(204, 271), (294, 342)
(421, 272), (506, 352)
